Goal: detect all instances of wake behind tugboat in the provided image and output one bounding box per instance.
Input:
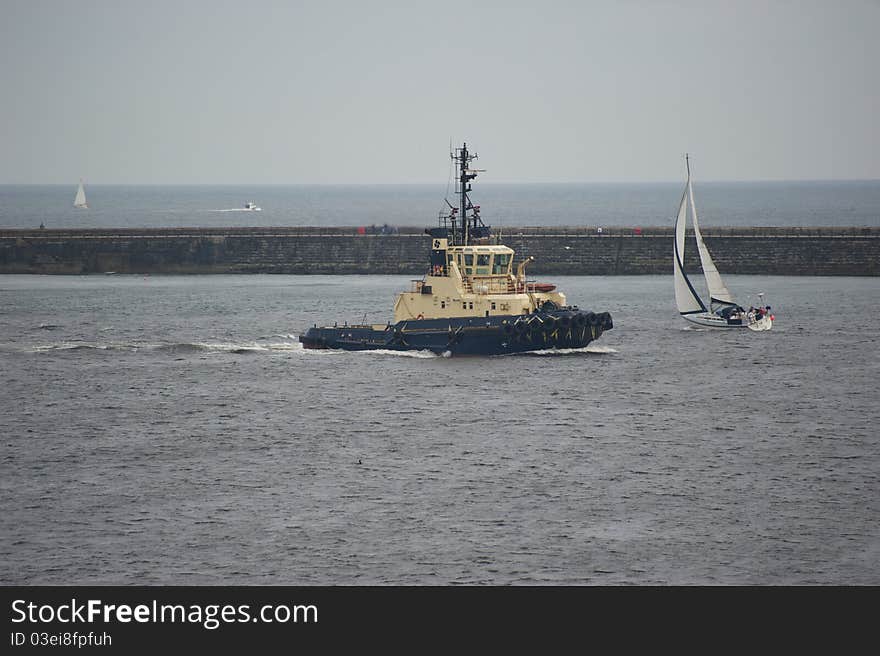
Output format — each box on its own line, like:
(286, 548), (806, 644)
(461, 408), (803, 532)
(299, 143), (613, 356)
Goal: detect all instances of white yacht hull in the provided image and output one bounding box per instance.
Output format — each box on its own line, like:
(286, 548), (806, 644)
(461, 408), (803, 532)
(682, 312), (772, 330)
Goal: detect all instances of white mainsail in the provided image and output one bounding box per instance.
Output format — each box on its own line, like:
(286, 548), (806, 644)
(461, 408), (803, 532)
(74, 181), (87, 209)
(673, 183), (705, 315)
(687, 174), (733, 306)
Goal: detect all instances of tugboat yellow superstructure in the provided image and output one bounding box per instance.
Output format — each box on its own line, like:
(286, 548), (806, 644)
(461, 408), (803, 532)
(299, 143), (613, 355)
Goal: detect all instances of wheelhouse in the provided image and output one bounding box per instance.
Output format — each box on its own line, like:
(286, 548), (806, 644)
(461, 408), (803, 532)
(447, 245), (513, 278)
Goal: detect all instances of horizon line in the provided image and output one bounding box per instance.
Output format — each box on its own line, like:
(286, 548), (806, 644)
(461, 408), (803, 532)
(2, 178), (880, 186)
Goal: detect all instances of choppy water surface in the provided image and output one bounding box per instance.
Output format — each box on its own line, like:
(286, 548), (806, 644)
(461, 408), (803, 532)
(1, 274), (878, 584)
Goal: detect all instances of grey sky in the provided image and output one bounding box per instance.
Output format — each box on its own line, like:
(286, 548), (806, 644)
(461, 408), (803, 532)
(2, 0), (878, 184)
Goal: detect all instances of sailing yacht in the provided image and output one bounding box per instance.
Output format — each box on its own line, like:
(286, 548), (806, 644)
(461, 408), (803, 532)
(673, 156), (773, 331)
(74, 180), (88, 209)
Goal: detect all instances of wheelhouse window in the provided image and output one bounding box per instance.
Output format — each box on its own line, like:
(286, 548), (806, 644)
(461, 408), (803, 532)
(493, 253), (511, 274)
(476, 254), (490, 275)
(462, 253), (474, 275)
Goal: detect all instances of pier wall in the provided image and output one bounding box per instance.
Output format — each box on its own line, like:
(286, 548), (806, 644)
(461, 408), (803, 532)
(0, 226), (877, 275)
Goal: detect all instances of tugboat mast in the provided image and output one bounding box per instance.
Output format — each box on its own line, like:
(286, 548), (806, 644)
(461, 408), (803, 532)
(453, 142), (483, 246)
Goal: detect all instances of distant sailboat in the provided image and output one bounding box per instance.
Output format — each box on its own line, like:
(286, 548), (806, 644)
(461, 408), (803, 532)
(74, 180), (88, 209)
(673, 155), (773, 330)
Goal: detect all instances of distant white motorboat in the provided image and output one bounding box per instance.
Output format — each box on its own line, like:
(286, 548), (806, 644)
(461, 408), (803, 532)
(74, 180), (88, 209)
(673, 155), (773, 331)
(244, 201), (262, 211)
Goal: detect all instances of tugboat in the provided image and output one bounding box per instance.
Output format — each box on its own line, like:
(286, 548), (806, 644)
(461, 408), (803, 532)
(299, 143), (613, 356)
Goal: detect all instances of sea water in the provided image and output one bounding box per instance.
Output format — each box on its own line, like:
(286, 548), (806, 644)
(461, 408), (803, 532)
(1, 181), (879, 230)
(1, 273), (878, 584)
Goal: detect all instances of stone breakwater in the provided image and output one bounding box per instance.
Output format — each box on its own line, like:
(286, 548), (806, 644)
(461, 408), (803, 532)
(0, 226), (877, 275)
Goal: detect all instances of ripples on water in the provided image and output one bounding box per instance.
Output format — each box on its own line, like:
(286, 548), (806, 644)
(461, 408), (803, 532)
(1, 274), (878, 584)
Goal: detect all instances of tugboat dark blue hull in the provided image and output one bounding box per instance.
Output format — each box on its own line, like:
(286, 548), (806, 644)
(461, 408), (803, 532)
(299, 310), (612, 356)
